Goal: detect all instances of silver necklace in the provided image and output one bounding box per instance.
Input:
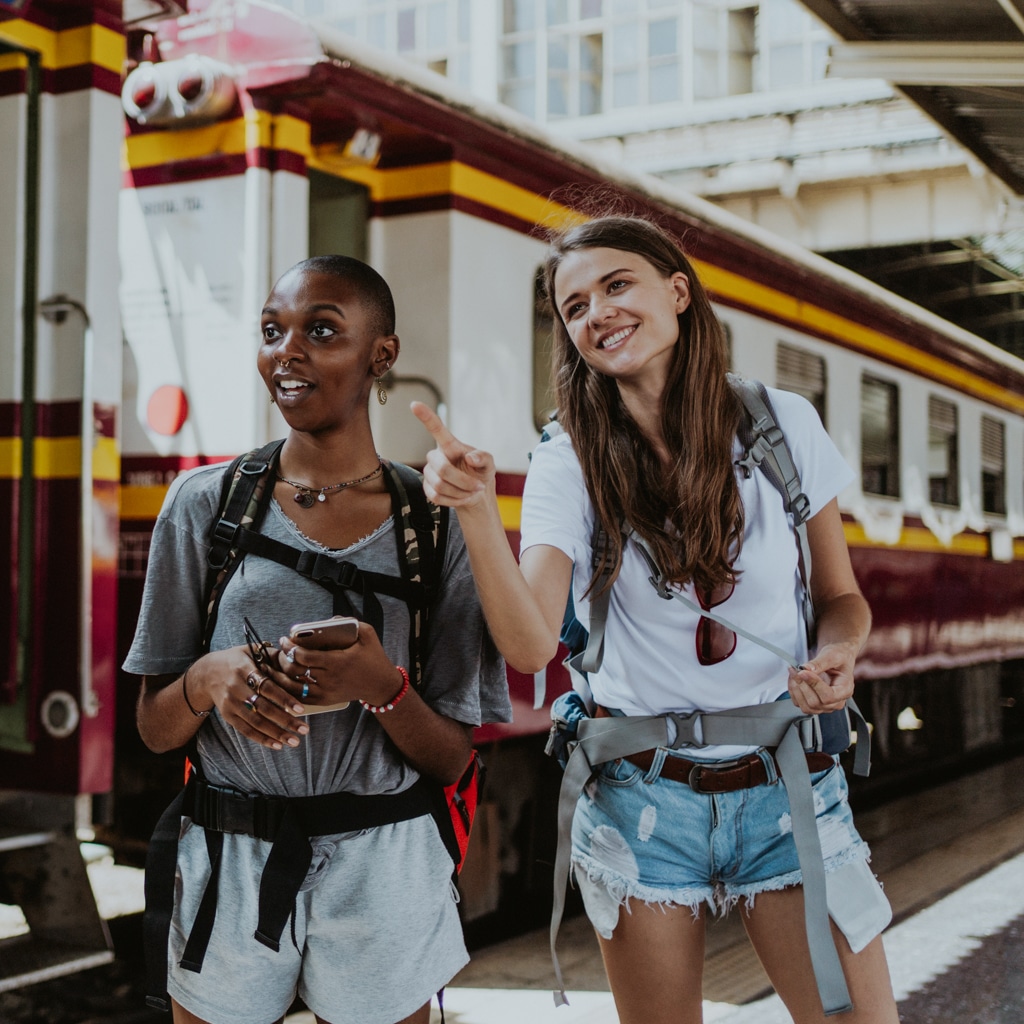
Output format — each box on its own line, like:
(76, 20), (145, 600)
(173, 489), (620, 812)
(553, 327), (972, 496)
(278, 458), (384, 509)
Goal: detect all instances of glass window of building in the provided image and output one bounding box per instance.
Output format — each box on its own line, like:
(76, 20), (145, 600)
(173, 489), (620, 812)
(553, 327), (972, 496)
(981, 415), (1006, 515)
(776, 342), (826, 426)
(758, 0), (831, 92)
(927, 395), (959, 507)
(861, 375), (900, 498)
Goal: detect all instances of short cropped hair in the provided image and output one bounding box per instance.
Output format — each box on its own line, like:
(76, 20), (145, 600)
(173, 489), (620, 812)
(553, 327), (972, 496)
(295, 254), (396, 337)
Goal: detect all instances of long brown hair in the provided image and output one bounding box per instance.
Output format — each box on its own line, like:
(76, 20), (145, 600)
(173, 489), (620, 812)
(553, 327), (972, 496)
(543, 215), (743, 595)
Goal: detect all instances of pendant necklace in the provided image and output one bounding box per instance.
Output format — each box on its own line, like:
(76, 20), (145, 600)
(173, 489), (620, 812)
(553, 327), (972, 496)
(278, 458), (384, 509)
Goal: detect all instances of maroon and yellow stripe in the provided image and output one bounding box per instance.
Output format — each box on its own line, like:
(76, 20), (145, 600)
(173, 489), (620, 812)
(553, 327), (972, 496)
(0, 16), (124, 97)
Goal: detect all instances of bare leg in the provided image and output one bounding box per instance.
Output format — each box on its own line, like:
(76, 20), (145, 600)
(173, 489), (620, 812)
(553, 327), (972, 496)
(595, 901), (707, 1024)
(742, 887), (899, 1024)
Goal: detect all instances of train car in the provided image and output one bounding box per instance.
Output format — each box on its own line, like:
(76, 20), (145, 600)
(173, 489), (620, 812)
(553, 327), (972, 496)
(0, 0), (127, 991)
(2, 0), (1023, 986)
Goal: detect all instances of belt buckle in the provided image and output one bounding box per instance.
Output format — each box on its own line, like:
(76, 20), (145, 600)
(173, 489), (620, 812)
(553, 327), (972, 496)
(686, 758), (744, 794)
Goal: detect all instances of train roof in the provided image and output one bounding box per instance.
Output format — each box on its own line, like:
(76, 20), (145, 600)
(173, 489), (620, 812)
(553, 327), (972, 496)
(294, 24), (1024, 409)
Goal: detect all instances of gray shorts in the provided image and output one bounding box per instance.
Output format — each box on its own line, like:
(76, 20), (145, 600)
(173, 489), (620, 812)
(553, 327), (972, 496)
(168, 813), (467, 1024)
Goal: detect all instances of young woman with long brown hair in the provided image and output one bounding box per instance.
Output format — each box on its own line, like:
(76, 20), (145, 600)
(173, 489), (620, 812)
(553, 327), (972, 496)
(413, 216), (898, 1024)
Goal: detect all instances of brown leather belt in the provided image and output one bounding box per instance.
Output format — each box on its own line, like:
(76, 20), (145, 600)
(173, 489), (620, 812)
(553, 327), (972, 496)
(594, 705), (833, 793)
(624, 747), (834, 792)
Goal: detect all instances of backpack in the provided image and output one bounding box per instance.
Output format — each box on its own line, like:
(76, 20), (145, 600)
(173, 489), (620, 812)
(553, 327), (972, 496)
(544, 374), (858, 758)
(203, 438), (483, 866)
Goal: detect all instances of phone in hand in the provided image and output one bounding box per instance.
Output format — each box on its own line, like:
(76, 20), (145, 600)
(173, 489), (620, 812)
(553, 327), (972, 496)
(289, 616), (360, 650)
(287, 616), (360, 715)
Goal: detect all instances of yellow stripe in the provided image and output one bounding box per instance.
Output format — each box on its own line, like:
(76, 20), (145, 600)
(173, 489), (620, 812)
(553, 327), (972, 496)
(124, 118), (249, 169)
(120, 485), (168, 520)
(33, 438), (80, 478)
(123, 112), (311, 170)
(0, 437), (120, 482)
(494, 492), (1017, 557)
(0, 438), (20, 477)
(0, 21), (124, 75)
(693, 260), (1024, 415)
(496, 495), (522, 532)
(93, 438), (121, 483)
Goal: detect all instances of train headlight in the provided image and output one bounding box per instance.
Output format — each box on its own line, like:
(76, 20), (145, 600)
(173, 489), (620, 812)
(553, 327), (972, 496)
(122, 56), (237, 127)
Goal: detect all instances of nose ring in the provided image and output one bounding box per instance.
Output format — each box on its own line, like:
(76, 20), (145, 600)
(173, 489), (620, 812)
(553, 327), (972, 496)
(277, 358), (291, 370)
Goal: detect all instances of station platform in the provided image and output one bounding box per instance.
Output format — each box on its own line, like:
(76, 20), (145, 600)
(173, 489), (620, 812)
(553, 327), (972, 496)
(295, 753), (1021, 1024)
(1, 755), (1021, 1023)
(392, 753), (1024, 1023)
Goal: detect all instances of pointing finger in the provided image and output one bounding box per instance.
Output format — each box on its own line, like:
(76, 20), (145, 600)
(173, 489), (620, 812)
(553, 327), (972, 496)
(411, 401), (458, 449)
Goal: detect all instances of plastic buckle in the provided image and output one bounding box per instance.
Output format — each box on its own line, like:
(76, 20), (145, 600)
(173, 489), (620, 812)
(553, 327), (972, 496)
(667, 711), (705, 748)
(791, 492), (811, 523)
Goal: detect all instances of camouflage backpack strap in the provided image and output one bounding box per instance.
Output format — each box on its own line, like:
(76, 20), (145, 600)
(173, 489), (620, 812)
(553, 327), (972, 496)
(382, 461), (449, 689)
(203, 439), (285, 650)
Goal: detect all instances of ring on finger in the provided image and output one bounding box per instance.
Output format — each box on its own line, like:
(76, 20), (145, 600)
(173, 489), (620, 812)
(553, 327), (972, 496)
(244, 692), (259, 710)
(300, 682), (310, 700)
(246, 671), (261, 691)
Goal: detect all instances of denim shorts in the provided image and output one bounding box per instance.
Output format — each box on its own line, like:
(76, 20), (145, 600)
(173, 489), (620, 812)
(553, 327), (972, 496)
(571, 748), (891, 952)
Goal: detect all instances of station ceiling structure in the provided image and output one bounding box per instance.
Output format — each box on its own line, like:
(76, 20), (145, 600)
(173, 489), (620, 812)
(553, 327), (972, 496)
(795, 0), (1024, 358)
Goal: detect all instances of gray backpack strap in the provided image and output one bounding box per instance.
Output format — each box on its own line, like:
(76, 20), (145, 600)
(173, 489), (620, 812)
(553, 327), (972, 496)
(730, 374), (816, 636)
(630, 530), (801, 669)
(548, 703), (853, 1015)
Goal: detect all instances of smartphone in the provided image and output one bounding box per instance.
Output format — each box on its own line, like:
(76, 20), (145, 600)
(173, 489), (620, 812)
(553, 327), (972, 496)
(288, 617), (360, 715)
(289, 616), (360, 650)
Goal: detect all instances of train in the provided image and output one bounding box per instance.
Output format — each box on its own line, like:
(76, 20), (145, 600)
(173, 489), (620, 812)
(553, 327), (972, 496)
(2, 0), (1023, 993)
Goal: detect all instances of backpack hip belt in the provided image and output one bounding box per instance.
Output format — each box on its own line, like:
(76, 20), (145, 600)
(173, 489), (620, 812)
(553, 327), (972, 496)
(549, 698), (870, 1017)
(144, 772), (455, 1011)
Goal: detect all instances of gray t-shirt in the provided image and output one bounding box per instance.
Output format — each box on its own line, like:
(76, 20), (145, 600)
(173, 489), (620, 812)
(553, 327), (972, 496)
(123, 462), (511, 799)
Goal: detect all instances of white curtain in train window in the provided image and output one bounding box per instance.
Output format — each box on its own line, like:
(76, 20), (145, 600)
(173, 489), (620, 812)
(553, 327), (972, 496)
(776, 342), (827, 426)
(927, 394), (959, 508)
(860, 374), (900, 498)
(980, 414), (1006, 515)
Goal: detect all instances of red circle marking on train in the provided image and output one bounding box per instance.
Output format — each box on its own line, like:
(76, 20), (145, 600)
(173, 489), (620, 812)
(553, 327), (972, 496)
(147, 385), (189, 435)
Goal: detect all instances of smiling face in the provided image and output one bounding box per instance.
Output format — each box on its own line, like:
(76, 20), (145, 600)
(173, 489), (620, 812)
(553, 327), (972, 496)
(553, 246), (691, 388)
(258, 268), (397, 434)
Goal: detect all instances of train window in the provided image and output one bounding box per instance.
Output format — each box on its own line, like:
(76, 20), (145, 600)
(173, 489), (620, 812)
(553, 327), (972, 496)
(981, 415), (1007, 515)
(776, 342), (826, 426)
(861, 375), (900, 498)
(533, 265), (557, 431)
(927, 395), (959, 508)
(308, 171), (368, 261)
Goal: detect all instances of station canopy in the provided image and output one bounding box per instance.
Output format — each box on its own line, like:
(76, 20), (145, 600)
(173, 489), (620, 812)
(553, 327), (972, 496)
(796, 0), (1024, 357)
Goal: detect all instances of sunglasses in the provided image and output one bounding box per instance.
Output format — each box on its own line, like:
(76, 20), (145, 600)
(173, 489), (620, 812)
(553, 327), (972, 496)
(695, 581), (737, 666)
(243, 617), (273, 668)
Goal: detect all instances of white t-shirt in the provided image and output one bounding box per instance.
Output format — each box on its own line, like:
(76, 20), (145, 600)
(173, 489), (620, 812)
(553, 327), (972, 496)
(521, 387), (854, 758)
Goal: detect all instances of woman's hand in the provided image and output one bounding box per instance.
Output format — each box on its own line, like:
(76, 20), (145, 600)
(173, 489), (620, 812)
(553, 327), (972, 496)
(411, 401), (494, 510)
(273, 623), (404, 711)
(137, 647), (311, 754)
(787, 640), (857, 714)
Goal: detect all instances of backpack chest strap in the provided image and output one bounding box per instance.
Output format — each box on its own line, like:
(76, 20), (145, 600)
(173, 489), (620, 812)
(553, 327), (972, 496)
(548, 702), (854, 1016)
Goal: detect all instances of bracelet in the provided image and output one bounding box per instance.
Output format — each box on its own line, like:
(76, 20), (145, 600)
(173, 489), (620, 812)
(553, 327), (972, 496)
(359, 666), (410, 715)
(182, 666), (211, 719)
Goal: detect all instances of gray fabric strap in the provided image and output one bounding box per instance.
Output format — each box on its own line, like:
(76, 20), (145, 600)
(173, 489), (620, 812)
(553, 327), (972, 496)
(731, 375), (816, 633)
(629, 531), (801, 669)
(548, 703), (854, 1015)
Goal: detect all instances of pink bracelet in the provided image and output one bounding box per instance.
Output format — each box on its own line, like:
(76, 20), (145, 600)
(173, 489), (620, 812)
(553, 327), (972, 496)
(359, 666), (410, 714)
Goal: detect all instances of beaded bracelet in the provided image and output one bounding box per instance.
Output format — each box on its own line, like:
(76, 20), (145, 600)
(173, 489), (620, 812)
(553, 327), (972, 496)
(182, 666), (211, 718)
(359, 666), (410, 714)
